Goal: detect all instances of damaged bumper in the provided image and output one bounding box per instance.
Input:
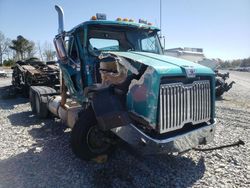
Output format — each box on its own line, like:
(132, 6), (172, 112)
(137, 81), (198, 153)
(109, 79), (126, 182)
(111, 121), (216, 154)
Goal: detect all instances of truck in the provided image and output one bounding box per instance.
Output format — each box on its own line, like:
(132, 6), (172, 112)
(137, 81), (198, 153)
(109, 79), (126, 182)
(12, 60), (60, 97)
(0, 68), (7, 78)
(214, 71), (235, 97)
(29, 5), (216, 160)
(197, 59), (235, 98)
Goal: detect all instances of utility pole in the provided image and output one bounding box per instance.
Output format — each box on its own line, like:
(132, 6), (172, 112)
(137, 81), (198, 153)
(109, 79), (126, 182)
(160, 0), (162, 37)
(159, 0), (165, 49)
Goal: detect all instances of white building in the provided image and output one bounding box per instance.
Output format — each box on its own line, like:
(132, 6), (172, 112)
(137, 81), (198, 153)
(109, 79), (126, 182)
(164, 47), (205, 62)
(164, 47), (218, 70)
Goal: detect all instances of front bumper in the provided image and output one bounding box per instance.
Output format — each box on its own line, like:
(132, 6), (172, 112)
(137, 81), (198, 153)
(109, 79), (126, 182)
(111, 121), (216, 154)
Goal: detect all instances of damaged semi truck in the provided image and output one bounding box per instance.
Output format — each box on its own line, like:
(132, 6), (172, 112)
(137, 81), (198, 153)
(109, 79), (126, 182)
(29, 5), (216, 160)
(12, 60), (60, 97)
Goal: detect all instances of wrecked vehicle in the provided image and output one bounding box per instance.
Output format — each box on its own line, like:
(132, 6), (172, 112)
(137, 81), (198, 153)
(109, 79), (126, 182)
(0, 69), (7, 78)
(214, 71), (235, 97)
(29, 5), (216, 160)
(12, 60), (60, 97)
(198, 59), (235, 97)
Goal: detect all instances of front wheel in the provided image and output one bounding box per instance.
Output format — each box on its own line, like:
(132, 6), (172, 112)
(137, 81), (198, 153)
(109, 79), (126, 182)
(71, 107), (114, 160)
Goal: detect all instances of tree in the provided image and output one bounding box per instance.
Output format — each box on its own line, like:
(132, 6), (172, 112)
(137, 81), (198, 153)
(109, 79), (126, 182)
(3, 59), (15, 67)
(9, 35), (36, 60)
(37, 41), (44, 61)
(26, 41), (36, 59)
(0, 31), (11, 65)
(240, 58), (250, 67)
(42, 41), (56, 61)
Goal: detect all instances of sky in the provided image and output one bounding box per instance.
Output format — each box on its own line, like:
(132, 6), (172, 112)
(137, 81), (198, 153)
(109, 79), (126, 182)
(0, 0), (249, 60)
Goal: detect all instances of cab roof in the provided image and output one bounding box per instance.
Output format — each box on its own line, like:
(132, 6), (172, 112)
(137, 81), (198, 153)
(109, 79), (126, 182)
(68, 20), (160, 33)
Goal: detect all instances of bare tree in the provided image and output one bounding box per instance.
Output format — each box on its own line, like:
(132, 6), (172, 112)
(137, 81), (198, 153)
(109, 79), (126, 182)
(43, 41), (56, 61)
(0, 31), (11, 65)
(26, 41), (36, 59)
(37, 41), (44, 61)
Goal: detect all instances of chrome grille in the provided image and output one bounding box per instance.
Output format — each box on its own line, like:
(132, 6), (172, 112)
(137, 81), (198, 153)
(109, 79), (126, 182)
(159, 80), (211, 133)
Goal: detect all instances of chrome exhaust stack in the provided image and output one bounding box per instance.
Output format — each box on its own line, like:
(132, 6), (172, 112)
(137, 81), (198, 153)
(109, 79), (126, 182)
(55, 5), (64, 34)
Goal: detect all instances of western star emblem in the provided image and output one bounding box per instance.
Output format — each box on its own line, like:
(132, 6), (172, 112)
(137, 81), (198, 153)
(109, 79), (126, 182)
(184, 66), (196, 78)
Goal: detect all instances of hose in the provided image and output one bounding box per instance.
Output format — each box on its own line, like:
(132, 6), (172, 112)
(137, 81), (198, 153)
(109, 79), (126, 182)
(193, 139), (245, 152)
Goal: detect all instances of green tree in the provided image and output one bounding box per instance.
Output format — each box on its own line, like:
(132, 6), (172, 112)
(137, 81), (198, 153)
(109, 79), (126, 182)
(240, 58), (250, 67)
(3, 59), (15, 67)
(9, 35), (36, 60)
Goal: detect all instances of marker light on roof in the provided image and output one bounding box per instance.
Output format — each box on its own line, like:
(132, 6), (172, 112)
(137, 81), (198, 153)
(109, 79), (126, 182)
(148, 22), (153, 25)
(91, 16), (97, 20)
(129, 19), (134, 22)
(116, 17), (122, 21)
(123, 18), (129, 22)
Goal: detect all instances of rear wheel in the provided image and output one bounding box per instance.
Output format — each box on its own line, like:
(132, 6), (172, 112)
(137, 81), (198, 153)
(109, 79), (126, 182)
(34, 92), (49, 118)
(29, 89), (36, 113)
(71, 107), (114, 160)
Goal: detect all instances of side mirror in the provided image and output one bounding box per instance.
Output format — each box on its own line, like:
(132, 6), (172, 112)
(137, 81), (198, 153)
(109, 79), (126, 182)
(53, 35), (68, 62)
(159, 35), (166, 50)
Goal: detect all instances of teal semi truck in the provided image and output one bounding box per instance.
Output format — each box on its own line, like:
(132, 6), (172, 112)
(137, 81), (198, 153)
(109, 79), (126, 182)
(29, 5), (216, 160)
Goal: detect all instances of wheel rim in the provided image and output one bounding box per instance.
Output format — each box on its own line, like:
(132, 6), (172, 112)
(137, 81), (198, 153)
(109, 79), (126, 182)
(86, 126), (110, 154)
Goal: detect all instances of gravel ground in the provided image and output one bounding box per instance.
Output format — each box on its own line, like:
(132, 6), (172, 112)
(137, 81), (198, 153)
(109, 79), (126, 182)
(0, 71), (249, 188)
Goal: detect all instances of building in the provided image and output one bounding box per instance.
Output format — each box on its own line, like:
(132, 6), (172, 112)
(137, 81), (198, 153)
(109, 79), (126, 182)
(164, 47), (218, 70)
(164, 47), (205, 62)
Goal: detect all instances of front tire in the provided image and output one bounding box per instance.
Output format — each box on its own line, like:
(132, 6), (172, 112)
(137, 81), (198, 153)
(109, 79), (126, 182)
(71, 107), (114, 160)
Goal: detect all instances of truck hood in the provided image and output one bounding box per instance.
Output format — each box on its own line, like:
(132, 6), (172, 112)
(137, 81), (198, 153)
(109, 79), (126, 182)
(109, 51), (214, 76)
(109, 51), (215, 127)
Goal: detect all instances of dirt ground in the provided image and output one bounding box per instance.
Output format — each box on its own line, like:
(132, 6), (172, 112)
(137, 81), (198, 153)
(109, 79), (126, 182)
(0, 71), (249, 188)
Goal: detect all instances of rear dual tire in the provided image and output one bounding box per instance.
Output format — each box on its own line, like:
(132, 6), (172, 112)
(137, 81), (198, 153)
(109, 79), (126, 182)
(29, 88), (49, 118)
(29, 89), (36, 113)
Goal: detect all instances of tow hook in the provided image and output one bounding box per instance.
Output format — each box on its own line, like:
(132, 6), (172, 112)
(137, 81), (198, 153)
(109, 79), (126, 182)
(193, 139), (245, 152)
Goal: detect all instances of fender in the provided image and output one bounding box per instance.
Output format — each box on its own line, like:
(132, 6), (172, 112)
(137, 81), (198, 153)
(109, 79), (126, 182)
(88, 85), (132, 131)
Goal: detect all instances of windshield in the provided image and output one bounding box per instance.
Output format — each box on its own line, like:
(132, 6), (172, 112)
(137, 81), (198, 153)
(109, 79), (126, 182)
(87, 25), (163, 55)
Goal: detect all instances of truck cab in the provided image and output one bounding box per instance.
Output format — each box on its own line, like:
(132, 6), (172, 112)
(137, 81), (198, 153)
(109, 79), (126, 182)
(30, 6), (216, 160)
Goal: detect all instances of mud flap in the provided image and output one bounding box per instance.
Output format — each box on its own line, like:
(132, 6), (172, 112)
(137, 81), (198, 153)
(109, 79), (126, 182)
(90, 86), (131, 131)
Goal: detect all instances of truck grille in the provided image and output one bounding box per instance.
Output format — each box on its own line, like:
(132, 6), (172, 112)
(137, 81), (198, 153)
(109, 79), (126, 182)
(159, 80), (211, 133)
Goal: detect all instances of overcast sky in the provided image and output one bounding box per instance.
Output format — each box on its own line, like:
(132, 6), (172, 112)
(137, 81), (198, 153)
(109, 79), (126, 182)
(0, 0), (249, 60)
